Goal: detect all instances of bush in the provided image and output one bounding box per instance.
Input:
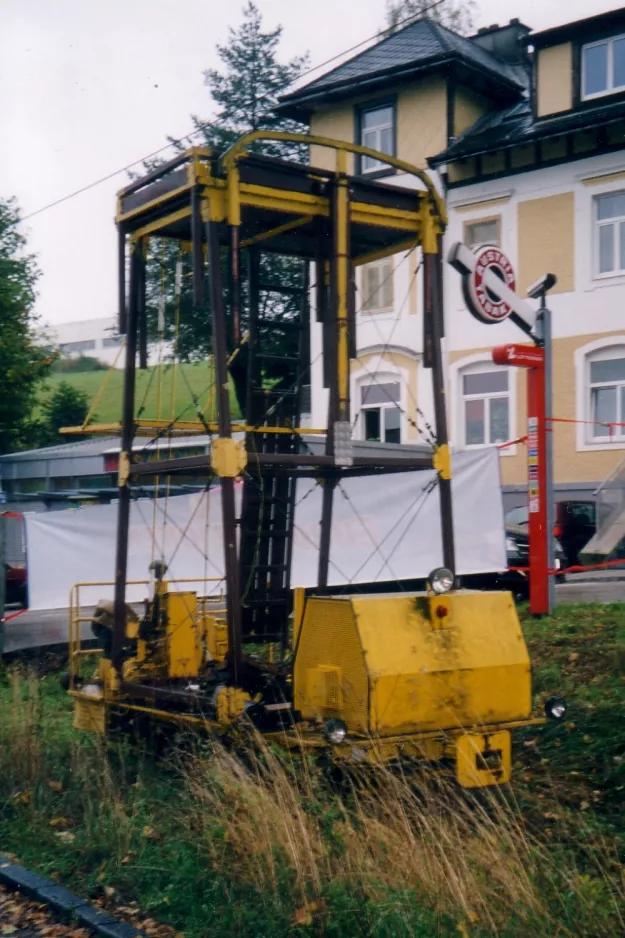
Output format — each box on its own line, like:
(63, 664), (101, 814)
(51, 355), (108, 374)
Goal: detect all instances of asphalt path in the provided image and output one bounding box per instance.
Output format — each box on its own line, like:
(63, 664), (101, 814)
(2, 605), (143, 654)
(3, 575), (625, 654)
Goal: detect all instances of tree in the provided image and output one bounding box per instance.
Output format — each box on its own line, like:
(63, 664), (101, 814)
(191, 1), (308, 159)
(39, 381), (90, 446)
(144, 2), (310, 411)
(0, 197), (51, 453)
(385, 0), (476, 36)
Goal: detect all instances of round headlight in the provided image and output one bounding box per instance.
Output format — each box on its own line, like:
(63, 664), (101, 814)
(428, 567), (455, 594)
(323, 718), (347, 745)
(545, 695), (567, 720)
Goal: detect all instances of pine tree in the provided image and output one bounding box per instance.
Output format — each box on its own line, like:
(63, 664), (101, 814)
(192, 1), (307, 159)
(143, 2), (309, 411)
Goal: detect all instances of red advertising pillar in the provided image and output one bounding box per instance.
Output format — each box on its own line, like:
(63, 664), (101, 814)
(493, 345), (549, 615)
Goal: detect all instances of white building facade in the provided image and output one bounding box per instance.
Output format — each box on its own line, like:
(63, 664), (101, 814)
(278, 8), (625, 503)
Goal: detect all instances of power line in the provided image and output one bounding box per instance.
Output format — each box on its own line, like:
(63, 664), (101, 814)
(19, 0), (447, 223)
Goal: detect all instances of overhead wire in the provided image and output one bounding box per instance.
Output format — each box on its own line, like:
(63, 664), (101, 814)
(18, 0), (448, 223)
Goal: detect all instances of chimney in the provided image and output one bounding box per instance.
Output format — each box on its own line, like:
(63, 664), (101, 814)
(472, 19), (531, 65)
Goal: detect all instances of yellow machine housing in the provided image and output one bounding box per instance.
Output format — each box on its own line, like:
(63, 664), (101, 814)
(294, 590), (532, 736)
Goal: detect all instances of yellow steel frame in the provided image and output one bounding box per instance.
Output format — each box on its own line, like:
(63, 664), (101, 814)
(116, 132), (445, 249)
(68, 577), (225, 690)
(60, 420), (327, 437)
(113, 133), (446, 448)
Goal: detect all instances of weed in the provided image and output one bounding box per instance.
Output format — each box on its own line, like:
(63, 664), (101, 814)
(0, 602), (623, 937)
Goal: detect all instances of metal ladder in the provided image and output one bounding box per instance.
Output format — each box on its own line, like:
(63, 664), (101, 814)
(237, 251), (310, 645)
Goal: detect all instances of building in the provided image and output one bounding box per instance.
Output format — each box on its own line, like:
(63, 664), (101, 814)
(278, 7), (625, 506)
(49, 317), (126, 367)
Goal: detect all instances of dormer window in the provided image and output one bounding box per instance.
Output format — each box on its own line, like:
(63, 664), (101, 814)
(359, 103), (395, 173)
(582, 35), (625, 100)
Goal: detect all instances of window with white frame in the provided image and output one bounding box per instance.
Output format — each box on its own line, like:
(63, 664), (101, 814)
(595, 191), (625, 275)
(361, 381), (401, 444)
(360, 257), (393, 312)
(582, 35), (625, 100)
(588, 347), (625, 439)
(462, 368), (509, 446)
(360, 104), (395, 173)
(464, 217), (501, 250)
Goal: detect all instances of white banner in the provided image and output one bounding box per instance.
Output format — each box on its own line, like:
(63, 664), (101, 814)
(25, 447), (505, 611)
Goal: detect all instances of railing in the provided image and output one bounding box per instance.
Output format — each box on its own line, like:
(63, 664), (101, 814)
(68, 578), (225, 689)
(592, 453), (625, 558)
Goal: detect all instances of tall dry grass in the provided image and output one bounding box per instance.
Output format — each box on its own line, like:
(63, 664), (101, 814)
(184, 734), (551, 931)
(1, 671), (623, 936)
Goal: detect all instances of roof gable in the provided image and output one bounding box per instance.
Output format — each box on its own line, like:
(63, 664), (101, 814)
(279, 18), (525, 116)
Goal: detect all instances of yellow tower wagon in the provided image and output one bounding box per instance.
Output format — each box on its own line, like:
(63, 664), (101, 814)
(65, 133), (566, 787)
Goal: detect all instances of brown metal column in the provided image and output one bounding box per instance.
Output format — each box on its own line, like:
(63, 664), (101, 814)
(191, 186), (204, 308)
(229, 225), (241, 346)
(112, 239), (140, 670)
(118, 227), (127, 335)
(424, 243), (455, 573)
(206, 219), (243, 685)
(137, 242), (148, 369)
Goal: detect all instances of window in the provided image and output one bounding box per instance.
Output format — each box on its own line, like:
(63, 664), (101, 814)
(360, 104), (395, 173)
(582, 35), (625, 99)
(361, 382), (401, 444)
(462, 369), (509, 446)
(360, 258), (393, 312)
(595, 191), (625, 275)
(589, 352), (625, 438)
(465, 217), (501, 250)
(102, 335), (122, 348)
(60, 339), (96, 353)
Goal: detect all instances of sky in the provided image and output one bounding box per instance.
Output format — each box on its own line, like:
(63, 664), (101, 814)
(1, 0), (620, 329)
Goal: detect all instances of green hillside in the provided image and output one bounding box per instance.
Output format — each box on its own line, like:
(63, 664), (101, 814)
(38, 362), (240, 428)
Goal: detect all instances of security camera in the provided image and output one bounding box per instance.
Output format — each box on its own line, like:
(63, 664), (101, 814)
(526, 273), (557, 299)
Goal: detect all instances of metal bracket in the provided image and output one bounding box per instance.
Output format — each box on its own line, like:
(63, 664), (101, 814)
(210, 437), (248, 477)
(432, 443), (451, 480)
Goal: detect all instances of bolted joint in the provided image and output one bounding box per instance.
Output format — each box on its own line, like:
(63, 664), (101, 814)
(210, 437), (247, 478)
(432, 443), (451, 480)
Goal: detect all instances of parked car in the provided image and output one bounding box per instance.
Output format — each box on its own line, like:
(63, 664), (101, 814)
(464, 514), (565, 598)
(4, 563), (27, 608)
(505, 501), (596, 569)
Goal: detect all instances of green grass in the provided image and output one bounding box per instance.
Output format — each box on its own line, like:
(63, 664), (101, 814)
(36, 362), (240, 427)
(0, 604), (623, 938)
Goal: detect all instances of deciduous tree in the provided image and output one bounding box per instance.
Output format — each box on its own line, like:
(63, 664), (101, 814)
(0, 197), (50, 453)
(385, 0), (476, 36)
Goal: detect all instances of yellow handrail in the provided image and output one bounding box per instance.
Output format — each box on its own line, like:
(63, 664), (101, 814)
(219, 130), (448, 228)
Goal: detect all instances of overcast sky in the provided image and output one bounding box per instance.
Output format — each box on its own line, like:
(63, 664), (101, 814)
(1, 0), (619, 328)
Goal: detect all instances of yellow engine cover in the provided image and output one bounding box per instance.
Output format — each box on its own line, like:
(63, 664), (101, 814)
(294, 591), (531, 736)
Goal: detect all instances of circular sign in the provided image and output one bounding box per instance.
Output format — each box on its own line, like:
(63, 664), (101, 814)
(462, 245), (516, 325)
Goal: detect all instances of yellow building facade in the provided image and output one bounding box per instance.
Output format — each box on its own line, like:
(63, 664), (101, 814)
(278, 9), (625, 505)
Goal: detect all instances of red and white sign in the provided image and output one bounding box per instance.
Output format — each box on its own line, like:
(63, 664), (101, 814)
(448, 242), (537, 333)
(465, 247), (516, 324)
(492, 344), (544, 368)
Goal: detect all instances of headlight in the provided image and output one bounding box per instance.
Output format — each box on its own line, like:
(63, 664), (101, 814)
(545, 695), (567, 720)
(505, 537), (517, 553)
(428, 567), (455, 594)
(323, 718), (347, 745)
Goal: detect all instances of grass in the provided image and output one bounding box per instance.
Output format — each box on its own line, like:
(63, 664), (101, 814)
(36, 361), (240, 427)
(0, 603), (623, 937)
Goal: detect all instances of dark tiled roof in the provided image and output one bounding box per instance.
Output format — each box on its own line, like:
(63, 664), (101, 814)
(279, 18), (524, 112)
(430, 97), (625, 165)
